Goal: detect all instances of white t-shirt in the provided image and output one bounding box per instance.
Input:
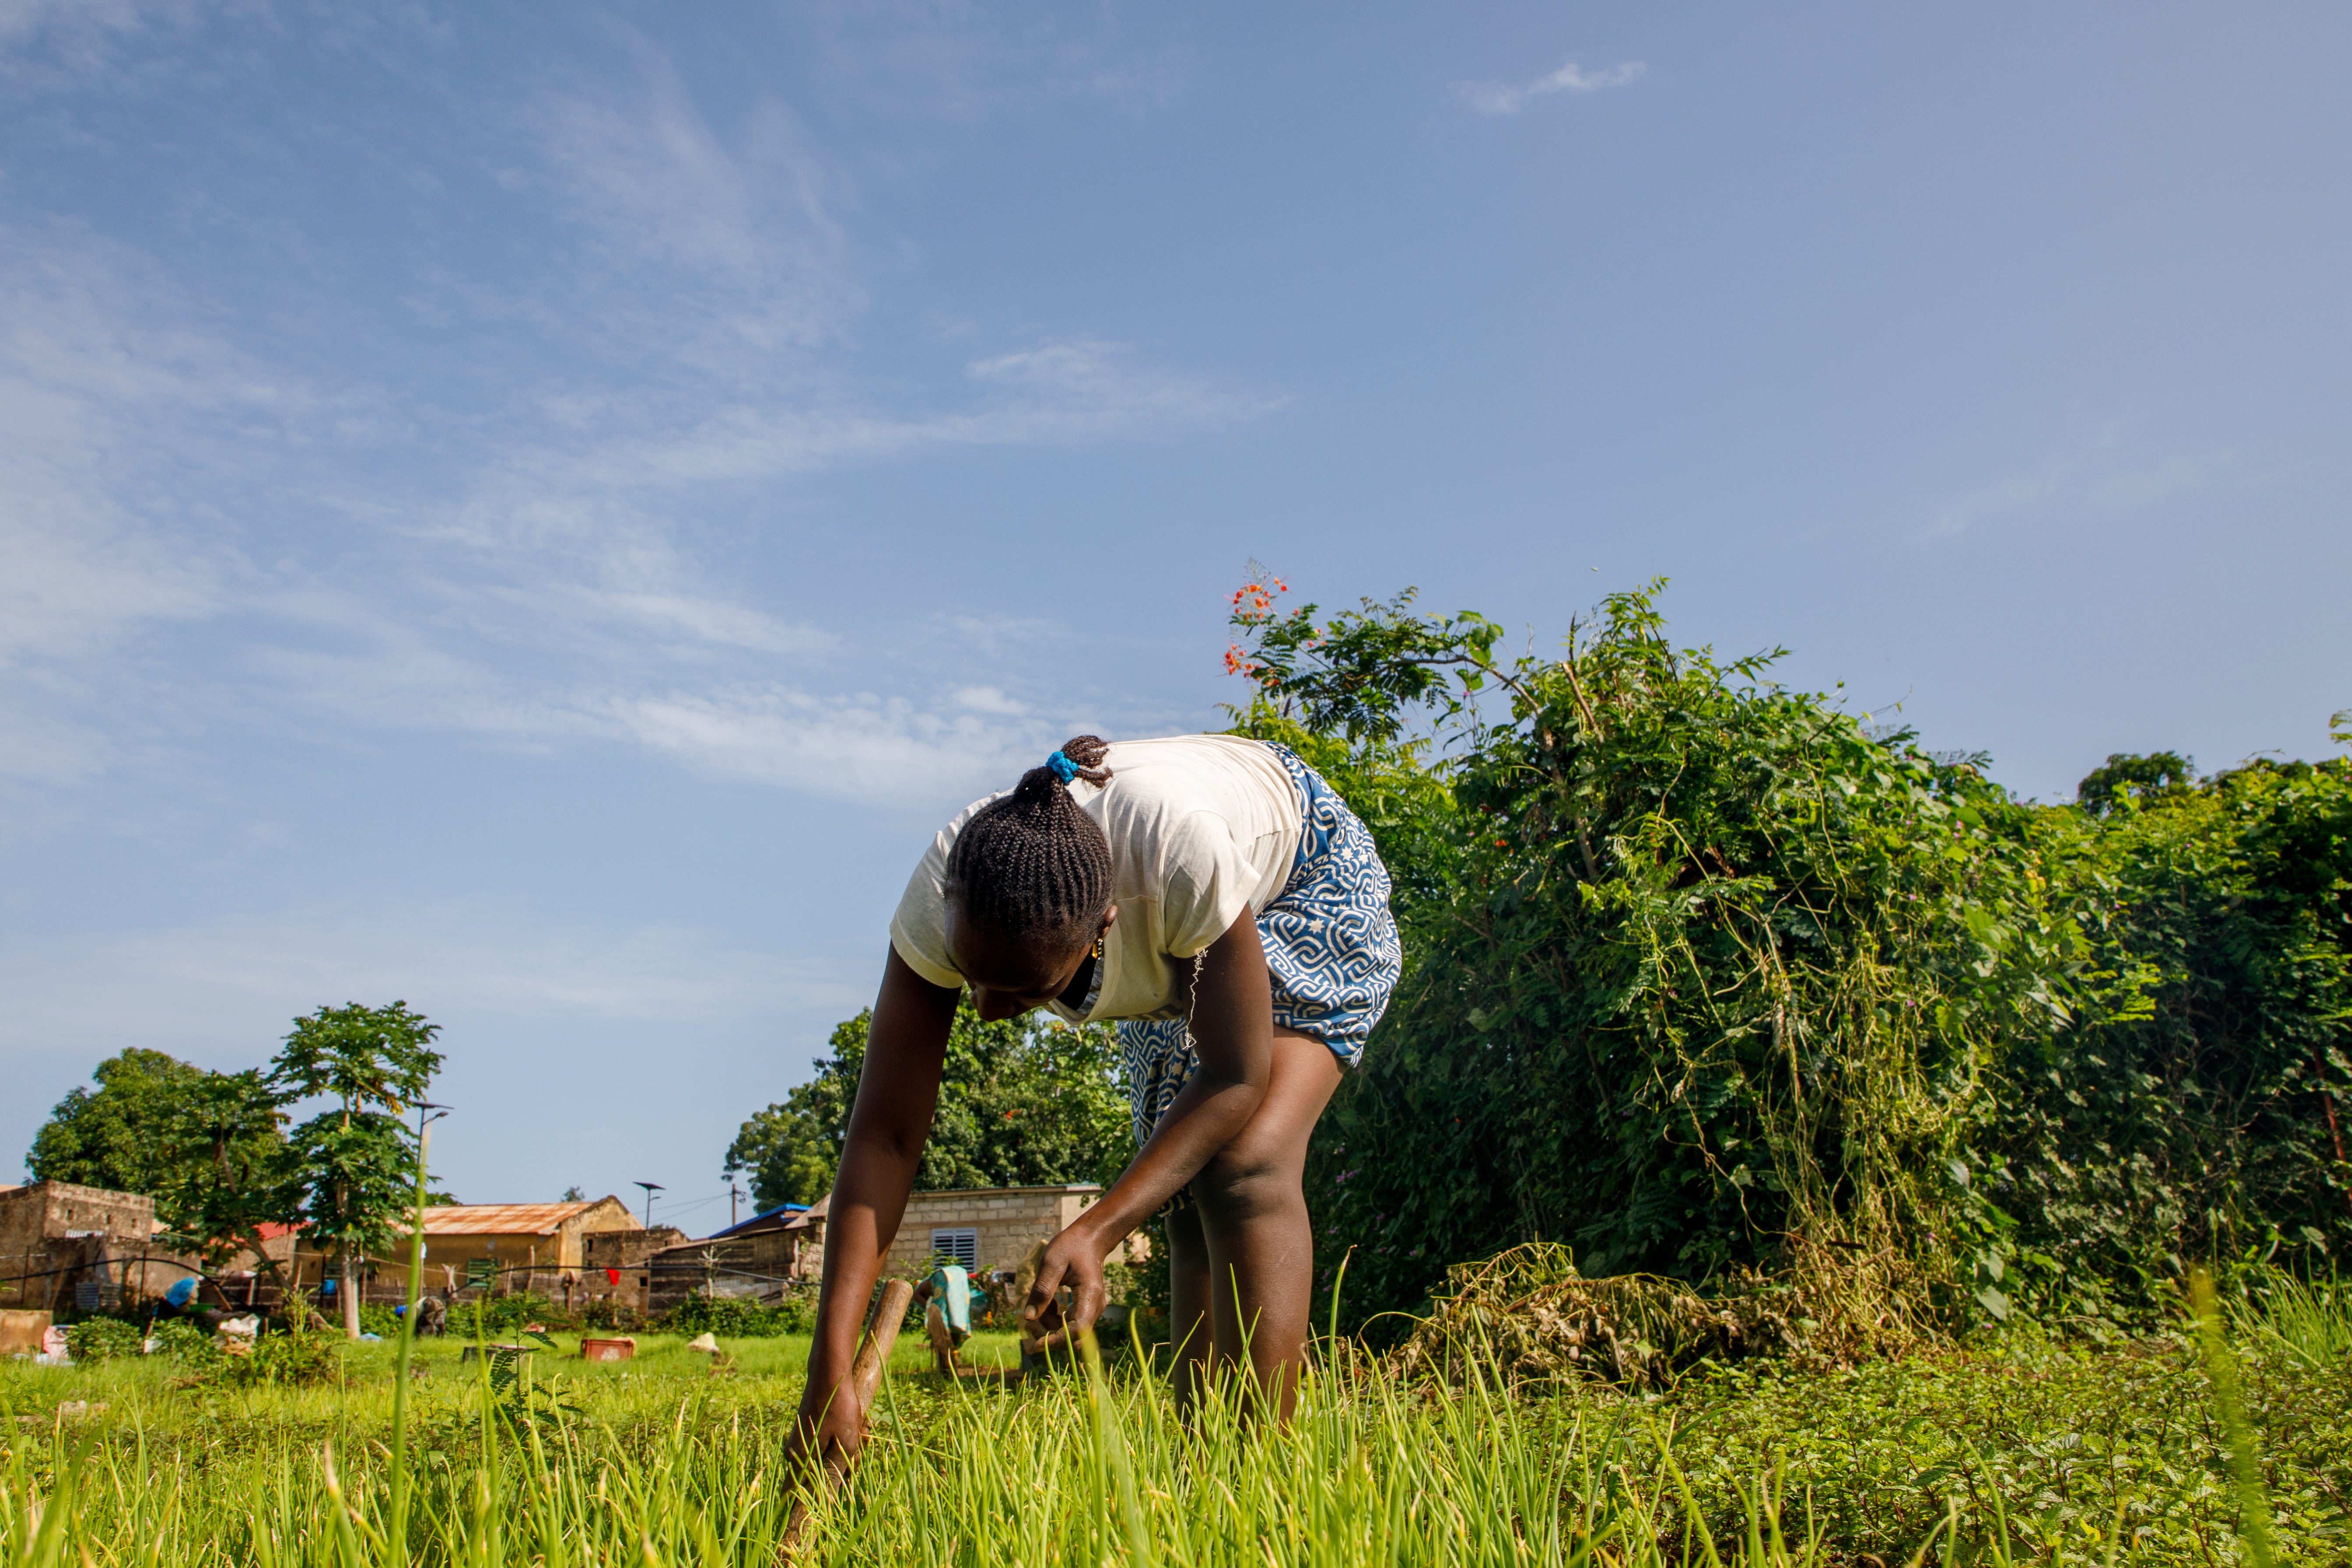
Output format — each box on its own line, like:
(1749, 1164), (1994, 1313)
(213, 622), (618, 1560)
(889, 735), (1304, 1023)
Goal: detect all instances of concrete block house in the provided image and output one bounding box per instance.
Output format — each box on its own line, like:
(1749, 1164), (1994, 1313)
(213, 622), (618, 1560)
(388, 1197), (638, 1306)
(581, 1225), (689, 1315)
(885, 1185), (1145, 1279)
(0, 1181), (187, 1313)
(633, 1184), (1145, 1318)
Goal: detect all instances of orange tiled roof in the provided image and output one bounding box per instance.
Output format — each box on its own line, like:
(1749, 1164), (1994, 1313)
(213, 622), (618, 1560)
(416, 1200), (612, 1237)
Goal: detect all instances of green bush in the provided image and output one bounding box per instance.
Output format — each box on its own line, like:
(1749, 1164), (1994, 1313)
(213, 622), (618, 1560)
(64, 1316), (142, 1363)
(453, 1291), (560, 1337)
(580, 1296), (632, 1330)
(2004, 754), (2352, 1311)
(145, 1317), (222, 1367)
(1220, 578), (2352, 1337)
(222, 1325), (341, 1387)
(658, 1290), (814, 1338)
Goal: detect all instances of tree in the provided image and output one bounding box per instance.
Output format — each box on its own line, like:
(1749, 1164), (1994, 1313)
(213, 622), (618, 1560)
(2075, 751), (2198, 817)
(150, 1068), (300, 1298)
(27, 1048), (306, 1297)
(726, 1001), (1132, 1209)
(724, 1096), (836, 1211)
(27, 1048), (210, 1194)
(272, 1002), (443, 1338)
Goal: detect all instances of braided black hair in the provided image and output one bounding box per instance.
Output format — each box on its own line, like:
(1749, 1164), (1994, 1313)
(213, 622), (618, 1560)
(943, 736), (1114, 943)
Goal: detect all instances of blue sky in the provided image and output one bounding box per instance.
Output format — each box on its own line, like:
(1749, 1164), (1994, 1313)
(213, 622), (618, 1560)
(4, 3), (2346, 1227)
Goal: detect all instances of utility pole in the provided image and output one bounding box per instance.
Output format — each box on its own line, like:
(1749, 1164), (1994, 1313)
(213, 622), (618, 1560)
(730, 1184), (746, 1228)
(634, 1181), (665, 1230)
(391, 1101), (449, 1548)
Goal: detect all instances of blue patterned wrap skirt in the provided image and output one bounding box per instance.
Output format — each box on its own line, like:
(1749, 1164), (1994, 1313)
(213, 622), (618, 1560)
(1117, 743), (1401, 1149)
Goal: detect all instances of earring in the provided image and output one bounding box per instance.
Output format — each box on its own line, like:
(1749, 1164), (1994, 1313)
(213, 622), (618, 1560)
(1091, 937), (1104, 960)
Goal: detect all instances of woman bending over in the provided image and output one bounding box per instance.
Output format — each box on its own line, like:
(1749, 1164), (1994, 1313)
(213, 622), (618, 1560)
(791, 733), (1399, 1463)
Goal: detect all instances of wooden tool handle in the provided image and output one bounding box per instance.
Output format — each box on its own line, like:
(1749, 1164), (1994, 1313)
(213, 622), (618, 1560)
(850, 1278), (914, 1409)
(779, 1277), (916, 1563)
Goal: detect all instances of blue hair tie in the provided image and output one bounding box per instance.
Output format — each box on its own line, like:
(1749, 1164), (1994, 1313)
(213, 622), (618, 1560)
(1045, 750), (1080, 783)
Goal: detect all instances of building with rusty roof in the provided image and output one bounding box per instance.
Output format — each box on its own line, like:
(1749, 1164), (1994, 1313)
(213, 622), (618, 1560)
(381, 1196), (636, 1303)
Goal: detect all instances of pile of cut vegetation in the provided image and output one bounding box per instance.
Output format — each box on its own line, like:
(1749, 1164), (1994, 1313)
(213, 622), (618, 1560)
(1390, 1240), (1932, 1393)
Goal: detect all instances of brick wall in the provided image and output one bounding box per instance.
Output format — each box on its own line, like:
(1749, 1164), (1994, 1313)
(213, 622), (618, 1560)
(579, 1226), (688, 1314)
(0, 1182), (181, 1311)
(645, 1228), (807, 1313)
(884, 1185), (1139, 1280)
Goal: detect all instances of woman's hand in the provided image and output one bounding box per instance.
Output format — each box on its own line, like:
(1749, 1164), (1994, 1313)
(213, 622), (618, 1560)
(786, 947), (960, 1485)
(1016, 908), (1276, 1303)
(1023, 1218), (1111, 1350)
(783, 1365), (867, 1482)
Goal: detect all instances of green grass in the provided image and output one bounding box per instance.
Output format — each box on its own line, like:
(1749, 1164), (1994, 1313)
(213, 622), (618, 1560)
(3, 1300), (2346, 1565)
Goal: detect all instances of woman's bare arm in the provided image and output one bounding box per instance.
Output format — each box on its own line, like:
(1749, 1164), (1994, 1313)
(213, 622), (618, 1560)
(1025, 906), (1273, 1337)
(792, 946), (960, 1462)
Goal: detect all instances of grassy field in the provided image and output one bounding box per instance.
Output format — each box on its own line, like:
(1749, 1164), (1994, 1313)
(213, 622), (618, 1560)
(3, 1295), (2347, 1566)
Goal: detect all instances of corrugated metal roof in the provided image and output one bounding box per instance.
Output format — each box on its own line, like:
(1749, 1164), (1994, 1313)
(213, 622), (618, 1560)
(710, 1202), (809, 1239)
(416, 1201), (607, 1236)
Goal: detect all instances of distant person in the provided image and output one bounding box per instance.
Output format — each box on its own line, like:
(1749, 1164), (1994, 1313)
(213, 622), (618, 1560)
(913, 1260), (985, 1375)
(791, 734), (1399, 1472)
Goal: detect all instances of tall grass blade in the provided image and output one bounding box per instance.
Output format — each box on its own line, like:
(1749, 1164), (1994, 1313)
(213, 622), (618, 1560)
(2189, 1267), (2278, 1568)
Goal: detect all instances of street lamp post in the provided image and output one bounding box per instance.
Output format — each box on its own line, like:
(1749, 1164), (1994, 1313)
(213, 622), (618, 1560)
(634, 1181), (665, 1230)
(391, 1100), (450, 1553)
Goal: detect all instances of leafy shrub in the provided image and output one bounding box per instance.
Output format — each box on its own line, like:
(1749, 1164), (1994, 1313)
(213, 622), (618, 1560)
(580, 1296), (632, 1330)
(2000, 755), (2352, 1313)
(454, 1291), (560, 1336)
(1224, 578), (2352, 1336)
(659, 1290), (813, 1338)
(1241, 582), (2052, 1333)
(64, 1316), (142, 1363)
(221, 1325), (341, 1387)
(146, 1317), (223, 1367)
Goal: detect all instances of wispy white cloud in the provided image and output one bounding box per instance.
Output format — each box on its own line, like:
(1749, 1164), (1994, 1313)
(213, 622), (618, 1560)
(0, 228), (270, 782)
(232, 575), (1052, 806)
(596, 684), (1051, 804)
(785, 4), (1187, 125)
(0, 231), (259, 672)
(547, 587), (832, 657)
(1455, 58), (1646, 116)
(0, 0), (176, 55)
(0, 28), (1266, 816)
(934, 611), (1059, 652)
(525, 39), (853, 375)
(947, 685), (1025, 716)
(1925, 426), (2229, 540)
(501, 339), (1273, 493)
